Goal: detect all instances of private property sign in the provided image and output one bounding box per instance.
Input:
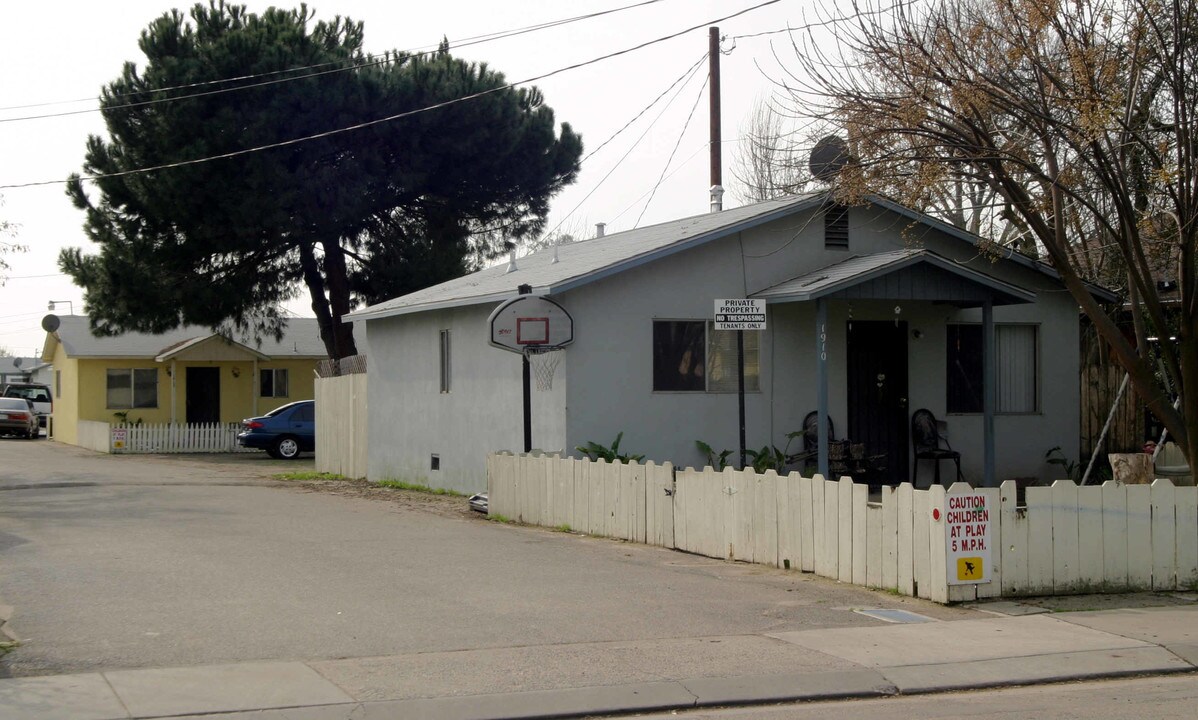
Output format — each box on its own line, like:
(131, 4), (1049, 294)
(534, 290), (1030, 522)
(944, 491), (992, 585)
(714, 299), (766, 330)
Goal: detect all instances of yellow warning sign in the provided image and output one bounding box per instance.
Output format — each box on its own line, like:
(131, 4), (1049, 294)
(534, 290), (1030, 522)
(956, 557), (984, 581)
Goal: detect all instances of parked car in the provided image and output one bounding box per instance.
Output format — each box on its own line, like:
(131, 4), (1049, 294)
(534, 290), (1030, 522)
(1, 382), (51, 428)
(237, 400), (315, 459)
(0, 397), (40, 439)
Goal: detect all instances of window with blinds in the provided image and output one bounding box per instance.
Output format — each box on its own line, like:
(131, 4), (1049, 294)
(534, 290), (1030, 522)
(652, 320), (760, 393)
(947, 323), (1038, 413)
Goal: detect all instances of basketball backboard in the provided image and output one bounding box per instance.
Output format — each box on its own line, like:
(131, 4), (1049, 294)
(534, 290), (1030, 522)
(488, 295), (574, 354)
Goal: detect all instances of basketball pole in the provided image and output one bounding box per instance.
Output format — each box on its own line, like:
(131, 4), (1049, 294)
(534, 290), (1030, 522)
(519, 285), (533, 453)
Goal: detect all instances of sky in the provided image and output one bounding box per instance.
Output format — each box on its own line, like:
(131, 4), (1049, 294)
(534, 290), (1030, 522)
(0, 0), (818, 358)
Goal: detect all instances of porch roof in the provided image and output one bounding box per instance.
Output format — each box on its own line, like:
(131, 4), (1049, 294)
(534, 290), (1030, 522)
(751, 249), (1037, 307)
(155, 334), (271, 363)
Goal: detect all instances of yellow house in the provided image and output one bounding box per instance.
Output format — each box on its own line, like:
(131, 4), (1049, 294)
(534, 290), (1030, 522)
(41, 315), (327, 446)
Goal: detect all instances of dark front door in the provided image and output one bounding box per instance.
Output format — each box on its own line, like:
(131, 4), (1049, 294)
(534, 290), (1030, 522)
(186, 367), (220, 424)
(847, 321), (909, 484)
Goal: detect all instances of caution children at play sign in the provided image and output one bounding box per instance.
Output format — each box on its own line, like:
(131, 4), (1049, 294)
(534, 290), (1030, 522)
(944, 492), (992, 585)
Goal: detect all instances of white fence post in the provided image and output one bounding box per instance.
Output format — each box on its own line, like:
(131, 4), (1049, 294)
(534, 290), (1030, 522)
(1177, 486), (1198, 590)
(1026, 485), (1055, 594)
(896, 483), (915, 596)
(1151, 479), (1177, 591)
(851, 482), (868, 586)
(1076, 483), (1105, 591)
(1051, 480), (1081, 594)
(1100, 480), (1128, 591)
(1126, 484), (1153, 590)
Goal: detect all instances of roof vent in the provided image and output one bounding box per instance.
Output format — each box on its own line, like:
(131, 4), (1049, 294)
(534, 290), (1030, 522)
(595, 222), (606, 238)
(505, 248), (518, 274)
(710, 185), (724, 213)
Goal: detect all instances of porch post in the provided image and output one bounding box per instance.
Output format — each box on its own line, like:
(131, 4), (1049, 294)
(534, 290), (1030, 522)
(983, 300), (995, 487)
(170, 360), (178, 425)
(252, 358), (259, 416)
(816, 298), (829, 478)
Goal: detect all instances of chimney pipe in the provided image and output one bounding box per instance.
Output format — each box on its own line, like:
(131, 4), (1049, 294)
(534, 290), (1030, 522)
(505, 248), (518, 274)
(710, 185), (724, 213)
(595, 222), (606, 238)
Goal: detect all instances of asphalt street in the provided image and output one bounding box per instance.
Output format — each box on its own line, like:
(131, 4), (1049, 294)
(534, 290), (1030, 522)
(0, 439), (975, 679)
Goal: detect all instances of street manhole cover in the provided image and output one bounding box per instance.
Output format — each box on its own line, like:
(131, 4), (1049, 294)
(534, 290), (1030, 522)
(853, 608), (937, 624)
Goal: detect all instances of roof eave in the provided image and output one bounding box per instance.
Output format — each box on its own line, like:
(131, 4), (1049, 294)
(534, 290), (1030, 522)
(865, 194), (1119, 303)
(755, 251), (1037, 305)
(347, 288), (548, 322)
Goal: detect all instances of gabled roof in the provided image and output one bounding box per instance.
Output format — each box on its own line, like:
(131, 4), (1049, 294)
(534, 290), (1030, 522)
(867, 196), (1119, 303)
(346, 194), (825, 321)
(41, 315), (327, 361)
(346, 192), (1116, 322)
(753, 249), (1037, 306)
(155, 334), (272, 362)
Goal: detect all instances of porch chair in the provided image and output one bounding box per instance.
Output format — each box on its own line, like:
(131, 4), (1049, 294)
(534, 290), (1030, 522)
(793, 411), (840, 476)
(911, 408), (963, 486)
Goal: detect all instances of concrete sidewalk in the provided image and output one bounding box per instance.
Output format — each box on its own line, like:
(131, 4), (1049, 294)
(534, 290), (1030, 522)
(2, 605), (1196, 720)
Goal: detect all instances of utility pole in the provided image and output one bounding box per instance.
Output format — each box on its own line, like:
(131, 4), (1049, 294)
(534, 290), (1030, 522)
(709, 26), (723, 212)
(709, 26), (743, 467)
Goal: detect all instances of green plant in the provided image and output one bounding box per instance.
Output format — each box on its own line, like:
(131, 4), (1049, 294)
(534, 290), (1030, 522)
(575, 431), (644, 464)
(697, 430), (806, 473)
(274, 471), (346, 481)
(1045, 446), (1081, 481)
(489, 513), (514, 524)
(555, 524), (573, 533)
(696, 440), (733, 470)
(112, 411), (143, 425)
(747, 430), (807, 473)
(375, 479), (466, 497)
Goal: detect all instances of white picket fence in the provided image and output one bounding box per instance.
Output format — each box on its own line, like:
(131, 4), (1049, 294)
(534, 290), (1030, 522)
(112, 422), (253, 454)
(487, 453), (1198, 603)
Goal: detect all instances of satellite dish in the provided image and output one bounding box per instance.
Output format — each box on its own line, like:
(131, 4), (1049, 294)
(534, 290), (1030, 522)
(809, 135), (850, 183)
(12, 357), (22, 368)
(41, 314), (61, 333)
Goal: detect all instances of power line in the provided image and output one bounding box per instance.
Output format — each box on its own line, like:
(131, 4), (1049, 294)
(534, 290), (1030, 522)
(541, 50), (710, 239)
(725, 0), (920, 42)
(3, 272), (68, 280)
(0, 0), (673, 121)
(0, 0), (781, 190)
(634, 72), (710, 228)
(580, 52), (708, 165)
(500, 51), (706, 243)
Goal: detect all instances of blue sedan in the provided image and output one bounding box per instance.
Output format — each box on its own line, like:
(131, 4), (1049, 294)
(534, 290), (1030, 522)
(237, 400), (315, 459)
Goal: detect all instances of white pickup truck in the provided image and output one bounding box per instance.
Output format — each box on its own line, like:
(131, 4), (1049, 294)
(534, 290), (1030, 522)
(2, 383), (52, 428)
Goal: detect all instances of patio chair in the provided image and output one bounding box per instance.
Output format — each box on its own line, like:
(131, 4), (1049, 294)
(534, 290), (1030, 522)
(792, 410), (836, 475)
(911, 408), (963, 486)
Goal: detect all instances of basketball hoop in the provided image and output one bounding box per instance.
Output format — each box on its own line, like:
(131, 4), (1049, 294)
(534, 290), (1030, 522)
(525, 345), (563, 391)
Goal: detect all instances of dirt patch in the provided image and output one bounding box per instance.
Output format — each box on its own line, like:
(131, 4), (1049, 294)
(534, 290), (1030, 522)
(280, 477), (479, 521)
(973, 591), (1198, 615)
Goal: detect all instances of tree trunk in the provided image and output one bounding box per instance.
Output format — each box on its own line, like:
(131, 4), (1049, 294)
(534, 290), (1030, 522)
(298, 242), (357, 360)
(320, 238), (358, 360)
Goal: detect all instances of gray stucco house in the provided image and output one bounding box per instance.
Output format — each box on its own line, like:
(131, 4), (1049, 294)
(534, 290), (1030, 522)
(347, 193), (1114, 493)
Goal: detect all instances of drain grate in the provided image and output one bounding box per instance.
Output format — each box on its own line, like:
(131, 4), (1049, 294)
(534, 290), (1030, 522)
(853, 608), (937, 624)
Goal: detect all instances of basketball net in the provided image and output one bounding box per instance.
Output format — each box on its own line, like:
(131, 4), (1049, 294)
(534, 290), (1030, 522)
(525, 346), (563, 391)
